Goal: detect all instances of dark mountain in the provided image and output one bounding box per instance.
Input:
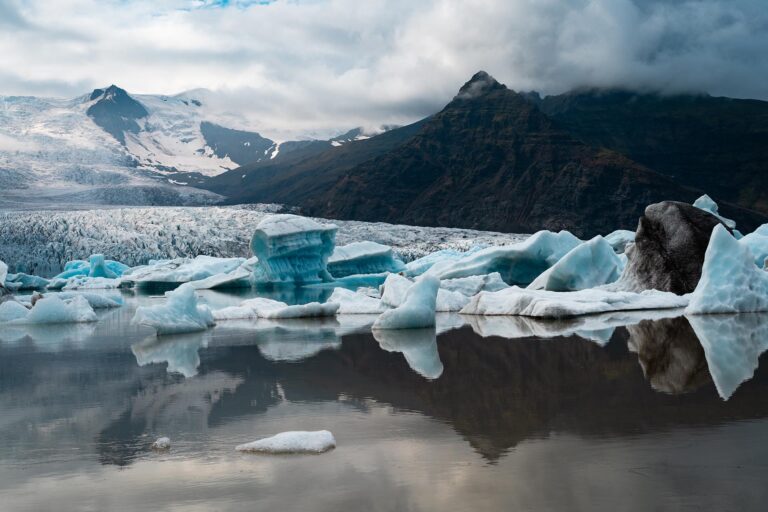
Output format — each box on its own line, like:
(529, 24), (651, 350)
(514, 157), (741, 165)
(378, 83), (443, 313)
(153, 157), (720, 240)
(86, 85), (148, 144)
(206, 118), (428, 205)
(199, 121), (275, 166)
(302, 72), (763, 237)
(535, 89), (768, 214)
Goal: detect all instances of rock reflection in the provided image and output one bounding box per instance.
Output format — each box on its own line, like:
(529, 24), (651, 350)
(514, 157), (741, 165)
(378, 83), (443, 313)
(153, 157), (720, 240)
(627, 316), (710, 394)
(687, 313), (768, 400)
(372, 328), (444, 379)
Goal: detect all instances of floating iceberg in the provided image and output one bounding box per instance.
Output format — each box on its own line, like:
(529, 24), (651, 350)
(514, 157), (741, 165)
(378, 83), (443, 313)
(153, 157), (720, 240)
(687, 313), (768, 400)
(0, 294), (97, 324)
(250, 214), (337, 285)
(132, 283), (215, 335)
(693, 194), (736, 229)
(527, 236), (622, 291)
(328, 287), (389, 314)
(55, 291), (123, 309)
(739, 231), (768, 268)
(373, 328), (443, 379)
(132, 332), (206, 377)
(213, 297), (338, 320)
(604, 230), (635, 254)
(380, 273), (469, 312)
(4, 273), (50, 291)
(427, 230), (581, 285)
(327, 241), (405, 278)
(686, 225), (768, 314)
(188, 258), (256, 290)
(461, 287), (688, 318)
(236, 430), (336, 454)
(59, 276), (121, 291)
(52, 255), (129, 281)
(373, 276), (439, 329)
(439, 272), (508, 296)
(124, 256), (244, 285)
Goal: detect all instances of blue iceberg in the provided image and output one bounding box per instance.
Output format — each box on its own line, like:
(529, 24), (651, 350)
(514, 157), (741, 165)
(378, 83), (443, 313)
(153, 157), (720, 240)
(327, 241), (405, 278)
(527, 236), (623, 291)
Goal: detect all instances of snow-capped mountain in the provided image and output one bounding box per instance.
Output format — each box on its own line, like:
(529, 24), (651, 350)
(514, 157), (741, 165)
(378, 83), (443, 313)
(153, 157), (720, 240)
(0, 85), (391, 208)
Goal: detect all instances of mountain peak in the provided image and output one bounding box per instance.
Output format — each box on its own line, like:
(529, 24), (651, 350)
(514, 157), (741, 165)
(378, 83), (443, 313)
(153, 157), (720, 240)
(455, 71), (505, 99)
(89, 84), (130, 102)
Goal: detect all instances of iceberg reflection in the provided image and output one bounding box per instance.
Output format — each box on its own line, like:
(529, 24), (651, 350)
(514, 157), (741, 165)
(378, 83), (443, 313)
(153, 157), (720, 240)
(132, 332), (208, 378)
(373, 328), (443, 380)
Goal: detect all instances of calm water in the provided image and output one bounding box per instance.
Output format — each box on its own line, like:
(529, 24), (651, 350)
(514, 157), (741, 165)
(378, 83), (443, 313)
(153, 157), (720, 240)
(1, 290), (767, 511)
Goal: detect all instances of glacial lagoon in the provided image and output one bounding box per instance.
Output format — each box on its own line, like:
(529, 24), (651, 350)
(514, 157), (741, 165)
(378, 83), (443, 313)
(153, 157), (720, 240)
(1, 289), (768, 512)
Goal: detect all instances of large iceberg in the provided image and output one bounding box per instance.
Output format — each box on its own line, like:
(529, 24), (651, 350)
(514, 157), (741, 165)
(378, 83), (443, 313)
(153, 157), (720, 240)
(426, 230), (581, 285)
(0, 294), (97, 324)
(461, 287), (688, 318)
(373, 276), (439, 329)
(250, 214), (337, 285)
(693, 194), (736, 229)
(327, 241), (405, 278)
(132, 283), (215, 335)
(527, 236), (622, 292)
(236, 430), (336, 454)
(686, 225), (768, 314)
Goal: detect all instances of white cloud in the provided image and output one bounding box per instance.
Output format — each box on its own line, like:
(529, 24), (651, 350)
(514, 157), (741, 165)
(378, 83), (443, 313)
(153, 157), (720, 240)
(0, 0), (766, 139)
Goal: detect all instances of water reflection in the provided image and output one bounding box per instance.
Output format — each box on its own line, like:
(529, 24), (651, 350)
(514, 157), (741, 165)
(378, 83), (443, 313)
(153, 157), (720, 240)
(132, 332), (209, 378)
(373, 328), (443, 379)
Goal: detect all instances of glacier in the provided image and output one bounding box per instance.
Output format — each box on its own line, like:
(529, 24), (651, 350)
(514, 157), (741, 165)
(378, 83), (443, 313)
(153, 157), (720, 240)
(327, 241), (405, 278)
(236, 430), (336, 454)
(132, 283), (215, 335)
(527, 236), (623, 291)
(427, 230), (581, 285)
(250, 214), (337, 285)
(373, 276), (440, 329)
(686, 225), (768, 314)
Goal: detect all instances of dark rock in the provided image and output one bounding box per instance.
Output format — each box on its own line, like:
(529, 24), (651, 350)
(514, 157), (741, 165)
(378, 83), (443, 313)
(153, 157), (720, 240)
(86, 85), (148, 145)
(627, 316), (710, 394)
(614, 201), (726, 294)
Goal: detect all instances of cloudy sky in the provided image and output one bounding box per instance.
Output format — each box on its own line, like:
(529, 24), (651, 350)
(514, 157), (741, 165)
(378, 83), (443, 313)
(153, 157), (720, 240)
(1, 0), (766, 139)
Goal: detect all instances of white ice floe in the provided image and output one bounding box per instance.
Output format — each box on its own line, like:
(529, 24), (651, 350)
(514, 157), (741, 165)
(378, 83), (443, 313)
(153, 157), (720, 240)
(373, 276), (439, 329)
(461, 287), (688, 318)
(250, 214), (337, 285)
(327, 241), (405, 278)
(527, 236), (623, 291)
(693, 194), (736, 229)
(213, 297), (339, 320)
(152, 437), (171, 450)
(0, 294), (97, 324)
(687, 313), (768, 400)
(426, 230), (581, 285)
(4, 272), (50, 291)
(380, 273), (471, 312)
(328, 287), (389, 314)
(236, 430), (336, 454)
(55, 291), (123, 309)
(132, 283), (215, 335)
(60, 276), (121, 290)
(686, 225), (768, 314)
(373, 328), (443, 379)
(124, 256), (245, 285)
(439, 272), (508, 296)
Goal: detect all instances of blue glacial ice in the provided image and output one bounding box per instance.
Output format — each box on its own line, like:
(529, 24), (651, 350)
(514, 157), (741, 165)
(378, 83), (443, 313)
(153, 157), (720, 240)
(132, 283), (215, 335)
(686, 225), (768, 314)
(461, 287), (688, 318)
(4, 273), (50, 291)
(603, 229), (636, 254)
(373, 275), (440, 329)
(739, 230), (768, 268)
(527, 236), (623, 291)
(372, 328), (443, 379)
(403, 246), (486, 277)
(327, 241), (405, 278)
(687, 313), (768, 400)
(0, 294), (97, 325)
(693, 194), (736, 229)
(236, 430), (336, 454)
(380, 273), (470, 312)
(52, 254), (129, 281)
(439, 272), (508, 296)
(250, 214), (337, 285)
(426, 230), (581, 285)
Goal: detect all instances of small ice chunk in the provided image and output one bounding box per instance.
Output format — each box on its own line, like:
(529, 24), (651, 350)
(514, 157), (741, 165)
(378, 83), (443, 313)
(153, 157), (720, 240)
(61, 276), (121, 290)
(0, 260), (7, 285)
(0, 301), (30, 322)
(329, 287), (388, 314)
(693, 194), (736, 229)
(152, 437), (171, 450)
(373, 276), (439, 329)
(214, 297), (339, 320)
(132, 283), (215, 335)
(328, 241), (405, 278)
(461, 287), (688, 318)
(527, 236), (622, 291)
(4, 295), (98, 324)
(236, 430), (336, 454)
(604, 230), (636, 254)
(686, 225), (768, 314)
